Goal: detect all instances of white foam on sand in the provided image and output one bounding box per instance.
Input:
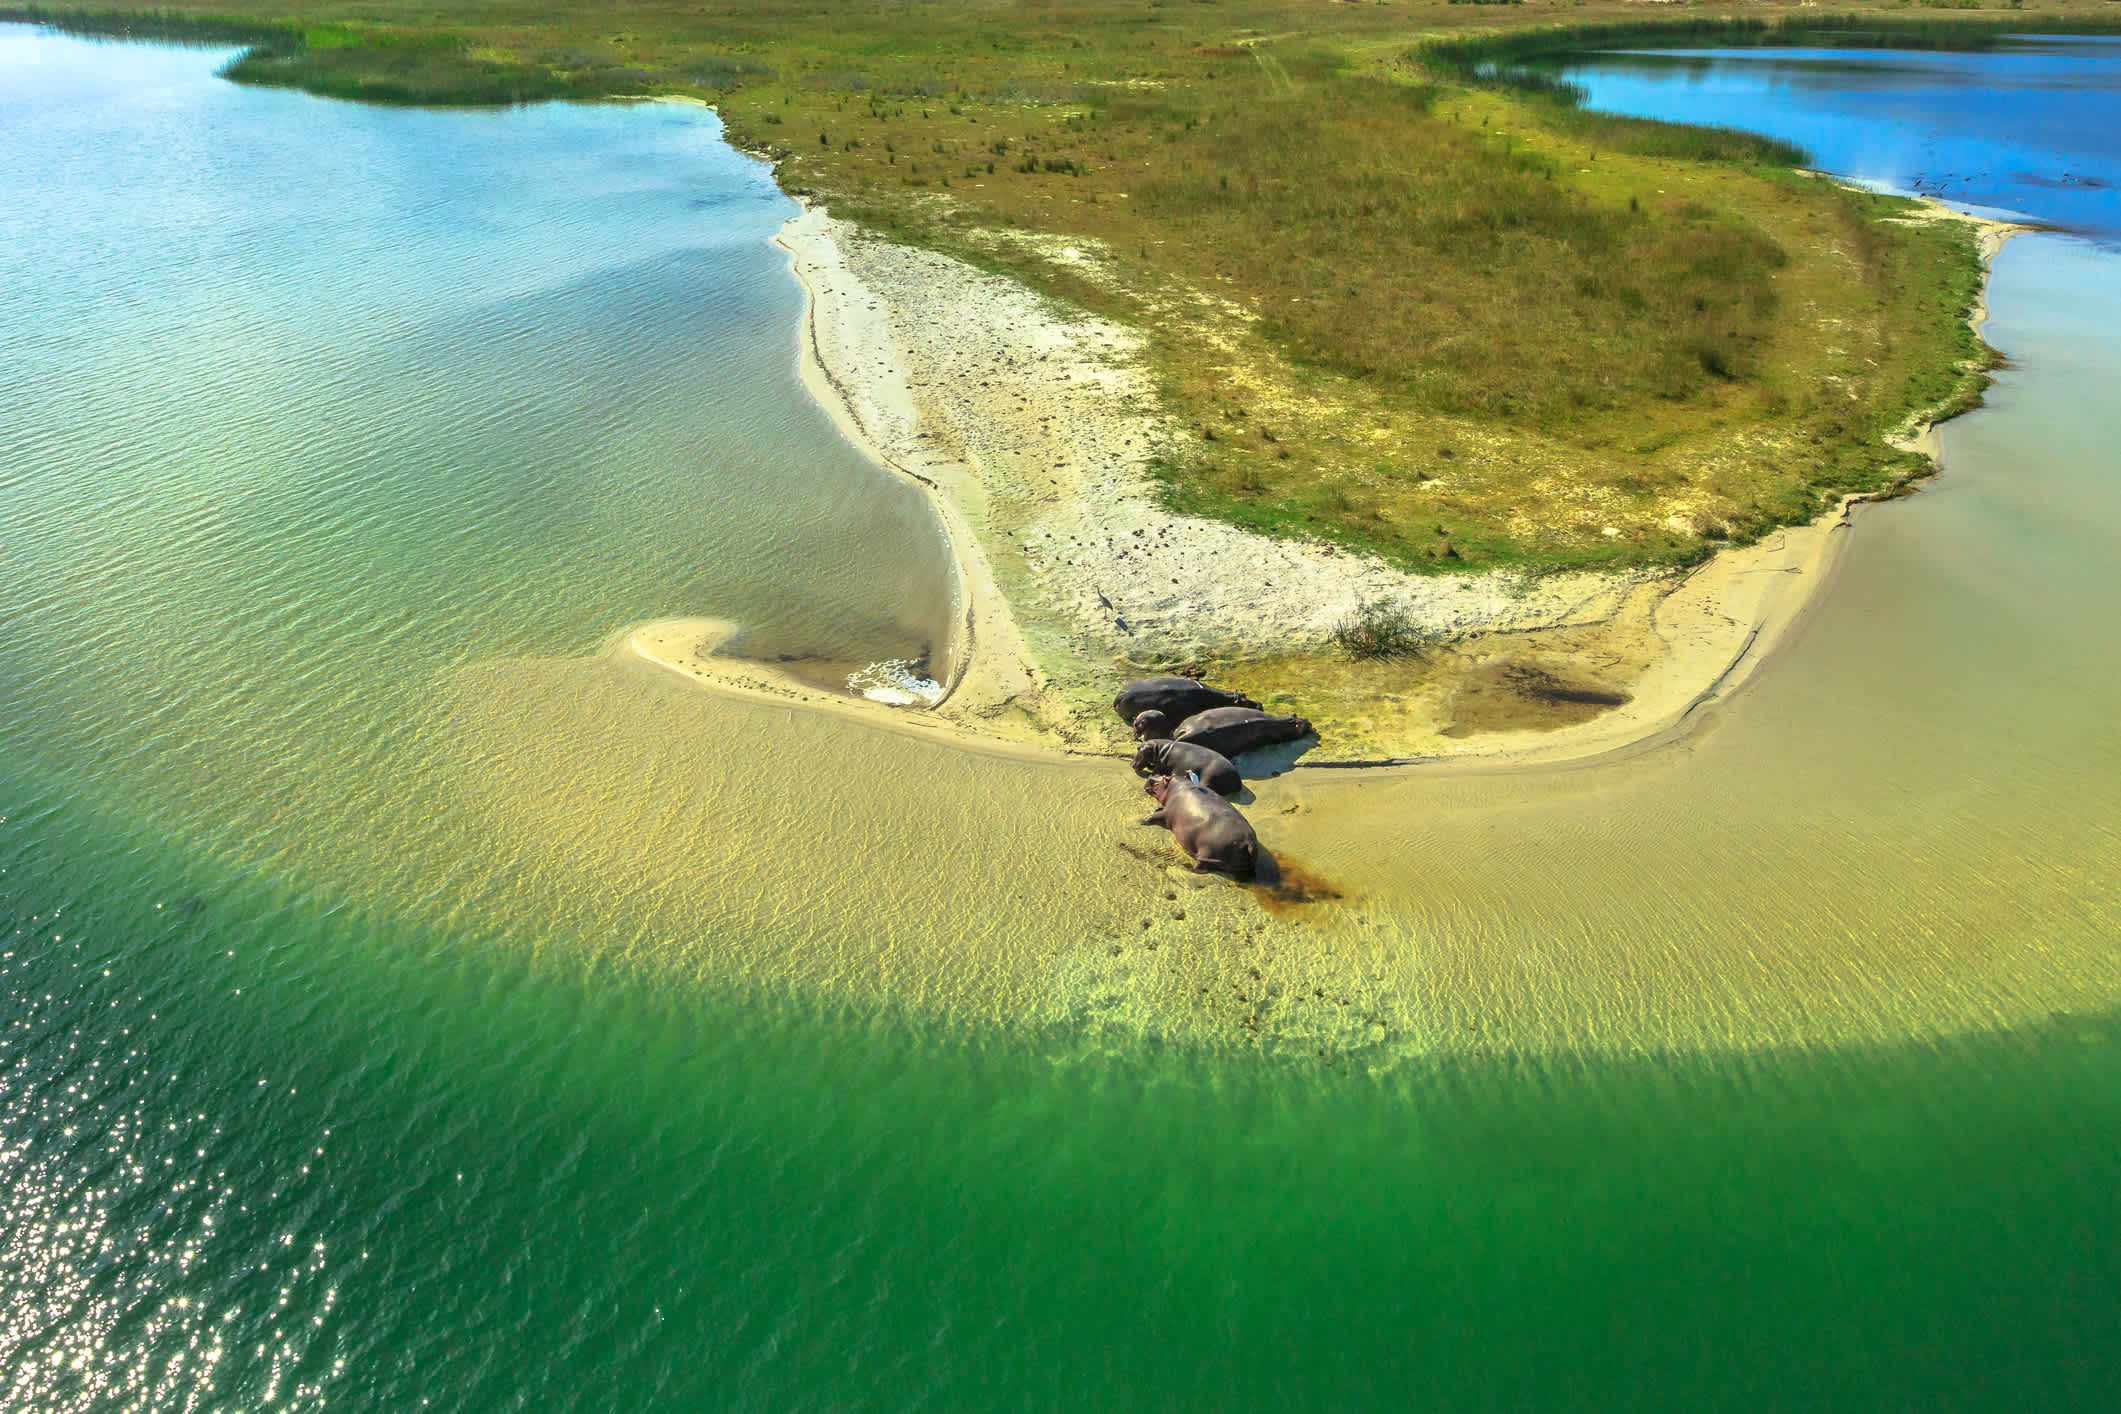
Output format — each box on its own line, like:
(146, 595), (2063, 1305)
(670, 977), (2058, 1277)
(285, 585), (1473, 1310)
(848, 658), (946, 707)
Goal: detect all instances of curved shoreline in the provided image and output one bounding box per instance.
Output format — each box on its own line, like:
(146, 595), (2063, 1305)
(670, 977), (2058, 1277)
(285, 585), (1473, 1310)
(638, 189), (2021, 776)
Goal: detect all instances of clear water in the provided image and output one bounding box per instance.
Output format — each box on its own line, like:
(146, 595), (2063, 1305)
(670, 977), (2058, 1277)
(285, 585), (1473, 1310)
(6, 26), (2121, 1412)
(1561, 37), (2121, 242)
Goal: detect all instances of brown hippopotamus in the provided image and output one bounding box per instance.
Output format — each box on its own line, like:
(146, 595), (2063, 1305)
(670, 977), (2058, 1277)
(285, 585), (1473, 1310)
(1112, 676), (1258, 725)
(1131, 739), (1242, 797)
(1141, 774), (1259, 878)
(1172, 706), (1315, 759)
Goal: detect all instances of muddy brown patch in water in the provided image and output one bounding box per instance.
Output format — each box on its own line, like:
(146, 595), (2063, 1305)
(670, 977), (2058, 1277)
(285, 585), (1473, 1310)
(1252, 854), (1345, 914)
(1441, 657), (1633, 736)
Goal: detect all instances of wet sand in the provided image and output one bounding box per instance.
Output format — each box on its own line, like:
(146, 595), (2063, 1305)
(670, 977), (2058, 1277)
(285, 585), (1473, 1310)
(639, 197), (2018, 773)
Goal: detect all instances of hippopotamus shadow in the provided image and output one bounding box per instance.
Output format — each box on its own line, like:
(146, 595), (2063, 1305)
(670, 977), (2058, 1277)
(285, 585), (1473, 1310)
(1234, 736), (1317, 779)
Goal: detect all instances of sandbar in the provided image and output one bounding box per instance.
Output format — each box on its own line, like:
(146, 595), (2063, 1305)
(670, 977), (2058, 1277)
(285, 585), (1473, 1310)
(632, 183), (2021, 776)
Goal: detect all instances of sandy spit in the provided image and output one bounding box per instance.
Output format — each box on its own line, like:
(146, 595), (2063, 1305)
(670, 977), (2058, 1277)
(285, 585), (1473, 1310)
(632, 197), (2019, 770)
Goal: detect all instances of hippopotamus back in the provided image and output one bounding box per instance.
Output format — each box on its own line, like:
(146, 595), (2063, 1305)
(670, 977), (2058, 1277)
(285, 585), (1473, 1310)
(1132, 739), (1242, 797)
(1144, 775), (1258, 879)
(1172, 706), (1314, 760)
(1112, 676), (1259, 725)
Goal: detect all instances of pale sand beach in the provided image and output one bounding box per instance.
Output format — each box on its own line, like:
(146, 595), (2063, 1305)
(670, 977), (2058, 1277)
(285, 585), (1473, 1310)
(632, 190), (2018, 772)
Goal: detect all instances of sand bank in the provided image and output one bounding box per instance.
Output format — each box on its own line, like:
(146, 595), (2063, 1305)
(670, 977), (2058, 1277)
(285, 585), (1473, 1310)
(640, 196), (2018, 771)
(622, 618), (1071, 764)
(544, 202), (2102, 1057)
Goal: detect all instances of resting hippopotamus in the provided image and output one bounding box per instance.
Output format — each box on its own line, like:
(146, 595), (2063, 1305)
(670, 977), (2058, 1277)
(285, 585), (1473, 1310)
(1112, 675), (1258, 725)
(1132, 739), (1242, 797)
(1172, 706), (1314, 759)
(1131, 710), (1174, 741)
(1141, 774), (1259, 878)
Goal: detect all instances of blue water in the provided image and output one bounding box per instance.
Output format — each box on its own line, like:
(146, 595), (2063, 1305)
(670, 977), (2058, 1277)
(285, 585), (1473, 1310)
(1563, 37), (2121, 242)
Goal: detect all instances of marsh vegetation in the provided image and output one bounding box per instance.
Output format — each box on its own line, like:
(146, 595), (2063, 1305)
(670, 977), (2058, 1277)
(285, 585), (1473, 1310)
(1331, 599), (1437, 662)
(17, 1), (2117, 573)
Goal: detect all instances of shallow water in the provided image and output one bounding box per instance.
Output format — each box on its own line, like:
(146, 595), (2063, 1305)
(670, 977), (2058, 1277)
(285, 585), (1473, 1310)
(6, 26), (2121, 1411)
(1281, 241), (2121, 1044)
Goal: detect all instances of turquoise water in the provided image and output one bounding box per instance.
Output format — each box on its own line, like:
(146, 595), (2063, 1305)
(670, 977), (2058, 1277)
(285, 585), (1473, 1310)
(0, 26), (954, 718)
(6, 26), (2121, 1411)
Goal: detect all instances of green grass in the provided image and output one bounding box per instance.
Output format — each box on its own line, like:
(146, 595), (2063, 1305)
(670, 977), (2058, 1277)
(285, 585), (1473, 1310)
(227, 32), (620, 105)
(0, 5), (295, 49)
(1118, 74), (1791, 423)
(12, 0), (2118, 577)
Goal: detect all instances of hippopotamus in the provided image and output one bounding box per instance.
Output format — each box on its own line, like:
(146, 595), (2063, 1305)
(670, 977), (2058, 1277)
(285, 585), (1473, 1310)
(1172, 706), (1315, 759)
(1131, 739), (1242, 797)
(1112, 676), (1258, 725)
(1141, 774), (1259, 878)
(1130, 710), (1177, 741)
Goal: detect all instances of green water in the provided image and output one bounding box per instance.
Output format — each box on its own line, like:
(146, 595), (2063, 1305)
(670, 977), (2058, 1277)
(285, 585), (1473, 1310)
(6, 26), (2121, 1411)
(9, 801), (2121, 1409)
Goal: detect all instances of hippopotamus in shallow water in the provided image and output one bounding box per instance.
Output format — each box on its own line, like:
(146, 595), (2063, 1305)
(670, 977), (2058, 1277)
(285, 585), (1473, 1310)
(1172, 706), (1314, 760)
(1132, 739), (1242, 797)
(1112, 676), (1258, 725)
(1141, 774), (1259, 878)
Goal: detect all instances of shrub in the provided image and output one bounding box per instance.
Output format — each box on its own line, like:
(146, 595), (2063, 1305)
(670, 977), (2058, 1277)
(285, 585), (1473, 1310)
(1330, 599), (1439, 660)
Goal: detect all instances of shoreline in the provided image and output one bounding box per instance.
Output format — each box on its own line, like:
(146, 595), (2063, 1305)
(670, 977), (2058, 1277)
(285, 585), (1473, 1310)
(768, 207), (1059, 742)
(639, 189), (2020, 774)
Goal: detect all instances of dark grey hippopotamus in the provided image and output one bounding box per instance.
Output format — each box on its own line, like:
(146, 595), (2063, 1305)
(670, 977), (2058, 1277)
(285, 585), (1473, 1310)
(1131, 739), (1242, 797)
(1172, 706), (1314, 759)
(1112, 676), (1258, 725)
(1141, 774), (1259, 878)
(1130, 710), (1175, 741)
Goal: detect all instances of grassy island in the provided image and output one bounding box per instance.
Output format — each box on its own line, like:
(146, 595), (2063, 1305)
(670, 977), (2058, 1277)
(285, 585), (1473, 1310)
(14, 0), (2116, 582)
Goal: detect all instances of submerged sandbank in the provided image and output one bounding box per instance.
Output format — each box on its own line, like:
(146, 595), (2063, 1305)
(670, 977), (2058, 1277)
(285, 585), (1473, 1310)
(641, 194), (2017, 773)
